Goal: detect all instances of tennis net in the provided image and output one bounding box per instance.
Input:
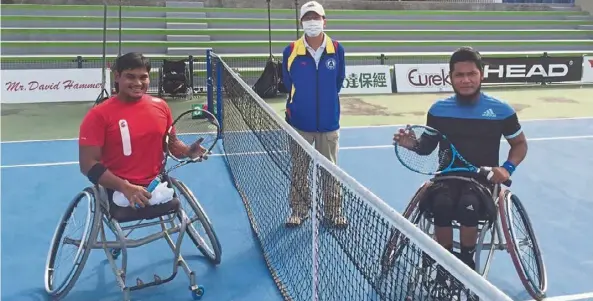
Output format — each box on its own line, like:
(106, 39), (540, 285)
(209, 52), (513, 301)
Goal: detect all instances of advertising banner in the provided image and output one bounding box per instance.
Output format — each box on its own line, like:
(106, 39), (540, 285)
(483, 56), (583, 83)
(394, 56), (584, 93)
(582, 56), (593, 83)
(341, 65), (393, 95)
(394, 64), (453, 93)
(1, 68), (109, 104)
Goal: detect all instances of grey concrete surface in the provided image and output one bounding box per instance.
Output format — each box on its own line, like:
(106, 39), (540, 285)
(203, 0), (579, 11)
(1, 19), (166, 28)
(4, 30), (591, 42)
(166, 22), (208, 29)
(206, 11), (581, 21)
(1, 32), (166, 41)
(208, 22), (585, 30)
(576, 0), (593, 14)
(166, 1), (204, 8)
(206, 31), (593, 41)
(1, 0), (590, 58)
(0, 7), (585, 20)
(3, 41), (590, 56)
(0, 0), (574, 11)
(167, 34), (211, 41)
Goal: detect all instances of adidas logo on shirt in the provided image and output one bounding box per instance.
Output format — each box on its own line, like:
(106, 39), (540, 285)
(482, 109), (497, 118)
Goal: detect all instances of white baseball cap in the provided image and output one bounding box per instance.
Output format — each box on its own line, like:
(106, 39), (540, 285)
(300, 1), (325, 20)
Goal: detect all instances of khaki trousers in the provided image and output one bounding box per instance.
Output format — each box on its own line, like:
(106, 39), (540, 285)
(289, 129), (342, 217)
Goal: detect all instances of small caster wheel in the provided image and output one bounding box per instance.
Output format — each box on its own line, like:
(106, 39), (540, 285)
(191, 286), (205, 300)
(110, 248), (121, 259)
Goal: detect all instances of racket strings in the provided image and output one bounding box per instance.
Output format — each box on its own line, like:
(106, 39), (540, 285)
(395, 127), (453, 174)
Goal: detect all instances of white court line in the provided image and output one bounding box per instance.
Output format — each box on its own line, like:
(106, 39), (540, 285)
(1, 116), (592, 144)
(2, 135), (592, 169)
(524, 291), (593, 301)
(342, 116), (593, 129)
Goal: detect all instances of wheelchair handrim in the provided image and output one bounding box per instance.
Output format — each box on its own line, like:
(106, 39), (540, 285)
(379, 190), (425, 275)
(45, 190), (96, 295)
(172, 179), (222, 263)
(501, 191), (547, 298)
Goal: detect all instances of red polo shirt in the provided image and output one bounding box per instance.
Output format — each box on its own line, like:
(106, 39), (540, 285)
(79, 95), (173, 185)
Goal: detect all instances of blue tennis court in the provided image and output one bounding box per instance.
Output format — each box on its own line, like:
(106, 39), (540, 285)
(1, 117), (592, 301)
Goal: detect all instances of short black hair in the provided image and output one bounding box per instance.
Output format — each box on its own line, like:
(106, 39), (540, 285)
(113, 52), (151, 73)
(449, 46), (483, 73)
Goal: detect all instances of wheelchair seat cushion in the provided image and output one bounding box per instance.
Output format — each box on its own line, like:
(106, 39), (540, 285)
(419, 177), (497, 224)
(106, 188), (181, 223)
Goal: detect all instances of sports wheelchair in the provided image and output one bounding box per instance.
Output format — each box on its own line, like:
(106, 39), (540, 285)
(44, 176), (222, 301)
(157, 59), (194, 99)
(381, 176), (547, 300)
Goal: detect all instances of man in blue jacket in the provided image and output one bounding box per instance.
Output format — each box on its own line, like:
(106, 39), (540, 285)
(282, 1), (347, 228)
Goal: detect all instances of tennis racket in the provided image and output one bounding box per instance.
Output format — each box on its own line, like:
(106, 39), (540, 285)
(393, 124), (512, 187)
(147, 108), (221, 192)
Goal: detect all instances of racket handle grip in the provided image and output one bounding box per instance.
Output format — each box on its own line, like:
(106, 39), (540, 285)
(503, 179), (512, 187)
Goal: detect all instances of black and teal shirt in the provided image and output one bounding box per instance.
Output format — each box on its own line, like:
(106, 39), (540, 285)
(426, 93), (523, 169)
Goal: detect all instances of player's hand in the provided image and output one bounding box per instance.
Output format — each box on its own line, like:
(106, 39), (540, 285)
(489, 167), (511, 184)
(393, 125), (418, 150)
(122, 182), (152, 208)
(188, 138), (209, 161)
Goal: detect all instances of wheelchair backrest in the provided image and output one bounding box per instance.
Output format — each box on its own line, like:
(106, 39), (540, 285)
(162, 59), (187, 74)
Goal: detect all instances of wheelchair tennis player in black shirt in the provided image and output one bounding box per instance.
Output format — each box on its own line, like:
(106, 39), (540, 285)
(394, 47), (528, 269)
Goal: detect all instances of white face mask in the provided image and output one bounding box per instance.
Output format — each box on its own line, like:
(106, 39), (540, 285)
(302, 20), (324, 37)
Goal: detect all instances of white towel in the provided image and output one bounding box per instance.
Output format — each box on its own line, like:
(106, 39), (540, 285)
(112, 182), (175, 208)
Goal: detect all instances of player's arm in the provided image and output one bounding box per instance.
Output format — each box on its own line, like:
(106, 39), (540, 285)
(167, 129), (190, 158)
(414, 112), (440, 155)
(79, 145), (133, 191)
(501, 112), (528, 173)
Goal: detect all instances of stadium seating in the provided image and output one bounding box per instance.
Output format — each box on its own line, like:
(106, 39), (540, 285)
(1, 0), (592, 57)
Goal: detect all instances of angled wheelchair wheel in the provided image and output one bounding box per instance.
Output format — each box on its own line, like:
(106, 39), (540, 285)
(380, 183), (429, 275)
(499, 190), (547, 300)
(171, 178), (222, 265)
(45, 187), (100, 299)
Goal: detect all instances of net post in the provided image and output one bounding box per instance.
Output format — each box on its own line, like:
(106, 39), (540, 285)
(206, 49), (214, 114)
(215, 56), (224, 136)
(311, 163), (319, 301)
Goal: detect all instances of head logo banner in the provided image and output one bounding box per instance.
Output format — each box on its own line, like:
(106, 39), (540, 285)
(341, 65), (393, 95)
(394, 56), (585, 93)
(582, 56), (593, 83)
(482, 56), (583, 83)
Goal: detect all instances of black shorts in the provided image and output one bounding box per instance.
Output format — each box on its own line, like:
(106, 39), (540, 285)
(420, 177), (497, 224)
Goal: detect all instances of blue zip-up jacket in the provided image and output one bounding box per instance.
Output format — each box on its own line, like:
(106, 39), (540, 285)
(282, 35), (346, 133)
